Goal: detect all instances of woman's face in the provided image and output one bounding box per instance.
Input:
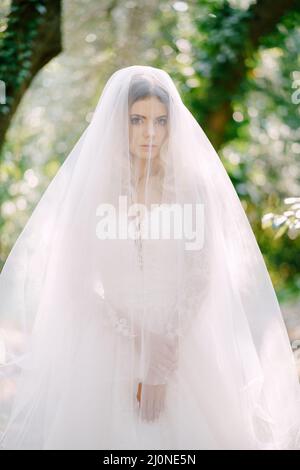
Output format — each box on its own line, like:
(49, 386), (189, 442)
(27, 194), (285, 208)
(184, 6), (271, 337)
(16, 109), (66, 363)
(128, 96), (169, 161)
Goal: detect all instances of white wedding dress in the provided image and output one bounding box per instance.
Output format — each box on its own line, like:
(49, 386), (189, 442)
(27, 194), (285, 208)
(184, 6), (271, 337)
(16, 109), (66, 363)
(35, 207), (263, 450)
(36, 207), (222, 450)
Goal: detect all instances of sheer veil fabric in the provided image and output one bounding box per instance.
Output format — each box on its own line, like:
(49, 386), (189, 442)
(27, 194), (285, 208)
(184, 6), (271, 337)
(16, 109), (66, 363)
(0, 65), (300, 450)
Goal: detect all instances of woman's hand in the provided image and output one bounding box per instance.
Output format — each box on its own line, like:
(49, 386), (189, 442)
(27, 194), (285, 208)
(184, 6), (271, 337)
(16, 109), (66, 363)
(134, 329), (179, 384)
(136, 382), (167, 422)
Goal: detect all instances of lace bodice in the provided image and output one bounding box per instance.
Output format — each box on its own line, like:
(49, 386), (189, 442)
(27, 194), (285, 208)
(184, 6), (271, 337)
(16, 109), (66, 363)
(93, 204), (210, 341)
(93, 204), (184, 336)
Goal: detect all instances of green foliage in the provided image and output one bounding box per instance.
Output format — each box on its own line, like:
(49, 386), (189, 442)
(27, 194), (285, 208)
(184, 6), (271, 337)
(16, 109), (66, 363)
(262, 198), (300, 240)
(0, 0), (48, 115)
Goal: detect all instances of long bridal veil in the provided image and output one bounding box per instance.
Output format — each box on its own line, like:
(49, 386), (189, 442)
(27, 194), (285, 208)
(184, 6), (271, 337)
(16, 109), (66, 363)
(1, 65), (300, 450)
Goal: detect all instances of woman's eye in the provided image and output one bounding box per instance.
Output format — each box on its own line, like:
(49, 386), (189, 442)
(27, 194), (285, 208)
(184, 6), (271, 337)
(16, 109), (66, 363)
(158, 118), (167, 126)
(130, 117), (142, 125)
(130, 117), (167, 126)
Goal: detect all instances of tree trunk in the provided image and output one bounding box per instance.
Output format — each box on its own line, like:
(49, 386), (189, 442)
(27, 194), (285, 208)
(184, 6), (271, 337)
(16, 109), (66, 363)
(203, 0), (299, 149)
(0, 0), (62, 157)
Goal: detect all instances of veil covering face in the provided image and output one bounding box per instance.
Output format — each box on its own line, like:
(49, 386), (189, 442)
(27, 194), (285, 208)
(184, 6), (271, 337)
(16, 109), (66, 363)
(0, 65), (300, 450)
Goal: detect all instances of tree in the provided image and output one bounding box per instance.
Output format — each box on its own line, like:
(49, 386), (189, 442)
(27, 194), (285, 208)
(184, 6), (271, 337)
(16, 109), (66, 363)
(190, 0), (300, 149)
(0, 0), (62, 157)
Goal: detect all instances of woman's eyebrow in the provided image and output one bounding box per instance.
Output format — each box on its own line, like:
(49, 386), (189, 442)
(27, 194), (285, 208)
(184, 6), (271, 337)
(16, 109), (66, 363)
(130, 113), (168, 119)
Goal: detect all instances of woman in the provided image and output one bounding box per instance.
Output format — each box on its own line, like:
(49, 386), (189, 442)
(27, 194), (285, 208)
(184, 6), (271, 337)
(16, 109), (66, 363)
(0, 65), (300, 450)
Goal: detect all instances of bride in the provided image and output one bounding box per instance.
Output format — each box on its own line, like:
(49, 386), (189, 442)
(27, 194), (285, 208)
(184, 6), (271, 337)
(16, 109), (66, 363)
(1, 65), (300, 450)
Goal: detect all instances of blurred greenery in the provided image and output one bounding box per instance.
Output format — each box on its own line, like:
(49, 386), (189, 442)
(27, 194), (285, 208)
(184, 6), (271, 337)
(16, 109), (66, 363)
(0, 0), (300, 303)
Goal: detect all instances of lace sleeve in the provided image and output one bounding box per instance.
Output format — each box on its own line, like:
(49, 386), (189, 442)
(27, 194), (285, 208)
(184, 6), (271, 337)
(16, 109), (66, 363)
(163, 246), (211, 340)
(93, 280), (138, 339)
(138, 246), (211, 385)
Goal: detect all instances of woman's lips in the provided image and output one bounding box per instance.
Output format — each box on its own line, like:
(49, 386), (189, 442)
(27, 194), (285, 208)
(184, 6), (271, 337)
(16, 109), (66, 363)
(140, 145), (157, 147)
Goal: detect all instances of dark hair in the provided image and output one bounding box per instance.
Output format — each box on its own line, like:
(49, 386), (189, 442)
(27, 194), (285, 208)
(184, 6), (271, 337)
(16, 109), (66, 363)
(128, 75), (169, 111)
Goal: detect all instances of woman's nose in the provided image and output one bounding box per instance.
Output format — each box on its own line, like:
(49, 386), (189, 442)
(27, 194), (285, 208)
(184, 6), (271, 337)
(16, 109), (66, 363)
(143, 122), (155, 137)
